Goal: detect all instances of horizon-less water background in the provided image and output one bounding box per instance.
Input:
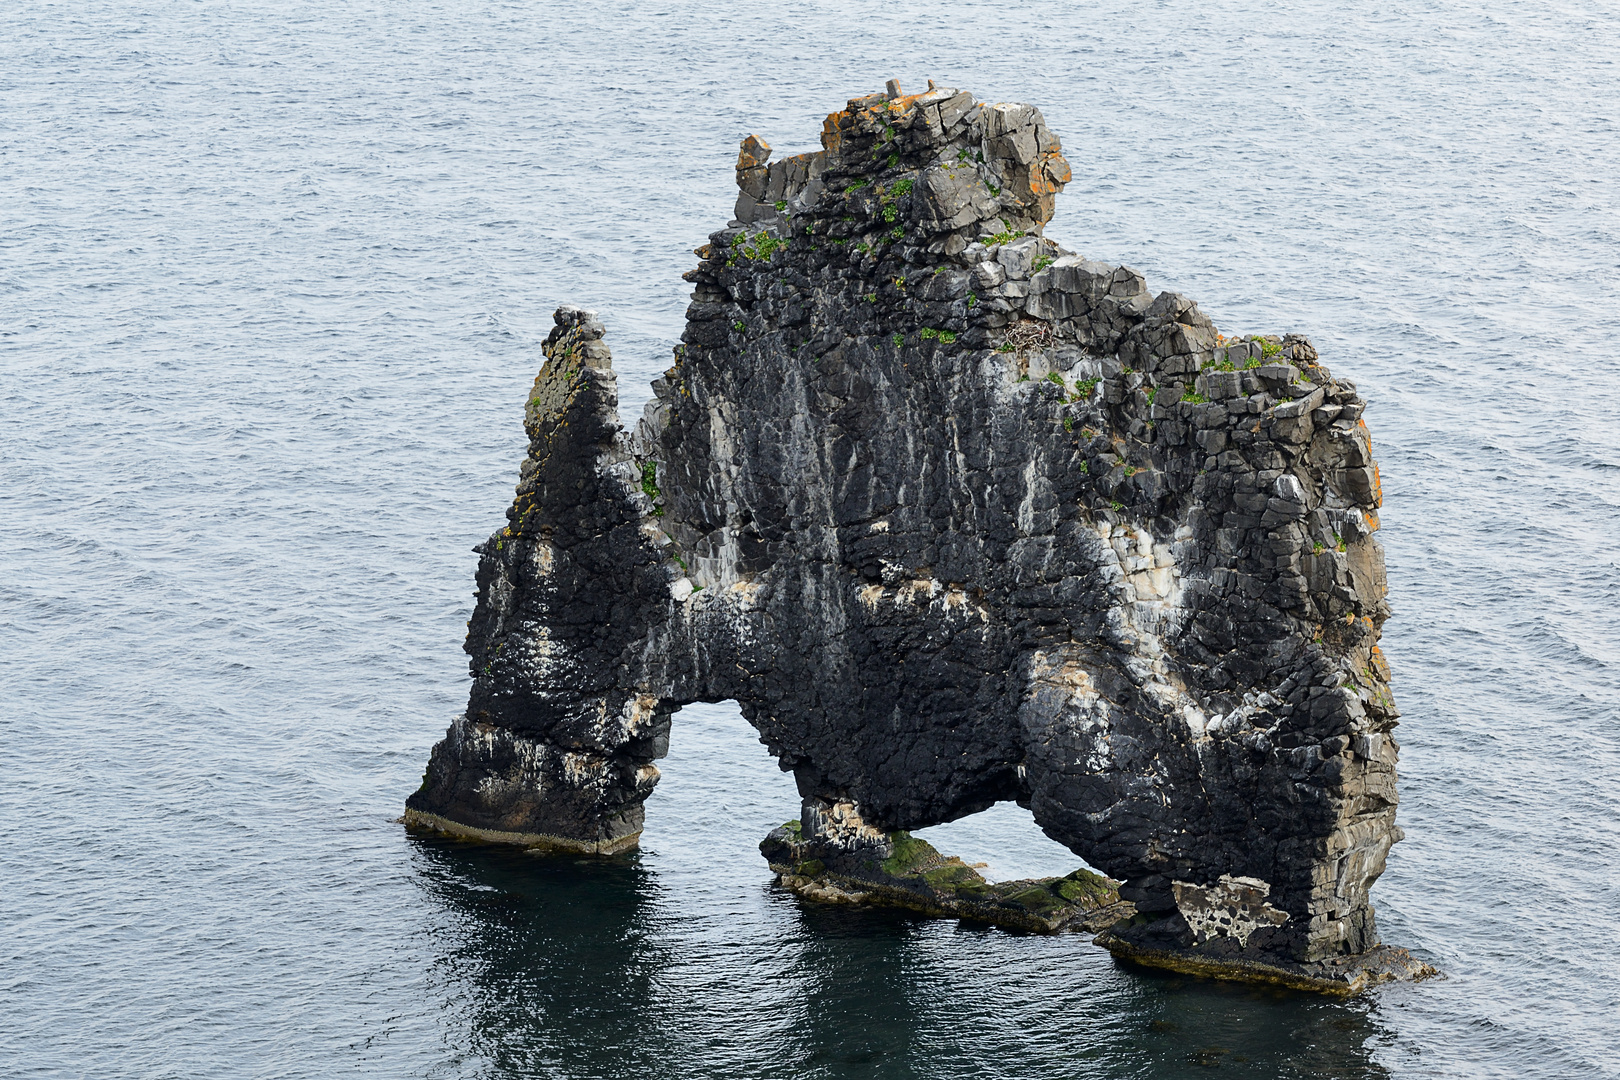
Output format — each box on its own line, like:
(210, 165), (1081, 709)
(4, 1), (1618, 1076)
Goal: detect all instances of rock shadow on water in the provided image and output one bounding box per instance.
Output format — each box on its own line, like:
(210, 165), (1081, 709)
(770, 885), (1400, 1079)
(775, 901), (938, 1079)
(404, 830), (679, 1076)
(405, 825), (1397, 1078)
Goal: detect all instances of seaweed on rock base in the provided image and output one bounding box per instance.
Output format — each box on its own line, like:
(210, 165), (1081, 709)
(760, 825), (1131, 934)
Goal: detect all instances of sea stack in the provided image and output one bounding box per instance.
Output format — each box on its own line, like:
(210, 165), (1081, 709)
(407, 82), (1433, 994)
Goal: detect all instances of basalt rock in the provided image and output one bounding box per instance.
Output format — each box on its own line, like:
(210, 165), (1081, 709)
(406, 81), (1433, 993)
(759, 821), (1131, 934)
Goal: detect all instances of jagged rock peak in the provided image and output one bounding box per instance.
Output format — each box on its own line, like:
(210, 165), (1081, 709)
(731, 79), (1070, 243)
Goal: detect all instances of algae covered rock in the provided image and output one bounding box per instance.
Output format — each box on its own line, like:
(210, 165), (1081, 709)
(759, 823), (1130, 934)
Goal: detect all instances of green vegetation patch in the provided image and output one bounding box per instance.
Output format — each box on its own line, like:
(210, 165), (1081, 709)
(639, 461), (664, 516)
(736, 230), (788, 261)
(1055, 868), (1116, 906)
(1004, 885), (1065, 914)
(881, 830), (938, 877)
(922, 862), (981, 890)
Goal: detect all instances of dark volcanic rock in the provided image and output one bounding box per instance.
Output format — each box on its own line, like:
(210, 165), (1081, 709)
(407, 81), (1429, 991)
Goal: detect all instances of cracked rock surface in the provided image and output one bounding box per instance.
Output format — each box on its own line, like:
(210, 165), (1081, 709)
(407, 82), (1428, 991)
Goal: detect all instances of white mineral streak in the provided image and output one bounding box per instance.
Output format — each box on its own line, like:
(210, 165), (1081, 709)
(530, 540), (556, 575)
(1172, 875), (1291, 947)
(561, 750), (608, 787)
(526, 625), (559, 667)
(1026, 649), (1110, 772)
(459, 717), (549, 801)
(620, 693), (661, 737)
(805, 798), (890, 851)
(1089, 520), (1212, 732)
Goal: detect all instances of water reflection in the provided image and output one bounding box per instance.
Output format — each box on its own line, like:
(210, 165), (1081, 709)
(410, 829), (1393, 1078)
(408, 834), (677, 1076)
(1110, 969), (1395, 1079)
(781, 903), (934, 1077)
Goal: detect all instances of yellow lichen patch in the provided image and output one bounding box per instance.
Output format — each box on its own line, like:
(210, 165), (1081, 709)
(736, 134), (770, 170)
(900, 576), (938, 604)
(620, 693), (662, 737)
(727, 579), (763, 604)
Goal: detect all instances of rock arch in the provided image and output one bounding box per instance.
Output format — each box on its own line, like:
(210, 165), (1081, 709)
(407, 83), (1430, 993)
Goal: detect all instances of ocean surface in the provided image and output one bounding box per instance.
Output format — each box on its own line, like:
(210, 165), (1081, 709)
(4, 1), (1618, 1076)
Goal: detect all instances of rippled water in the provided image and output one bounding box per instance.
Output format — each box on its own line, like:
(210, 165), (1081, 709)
(4, 1), (1618, 1076)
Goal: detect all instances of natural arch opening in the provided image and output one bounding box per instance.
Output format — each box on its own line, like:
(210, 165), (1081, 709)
(626, 699), (1123, 934)
(913, 802), (1101, 885)
(637, 699), (799, 861)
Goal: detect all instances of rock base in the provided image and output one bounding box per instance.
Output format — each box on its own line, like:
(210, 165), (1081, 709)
(1095, 916), (1439, 995)
(402, 808), (642, 855)
(760, 823), (1131, 934)
(764, 820), (1436, 995)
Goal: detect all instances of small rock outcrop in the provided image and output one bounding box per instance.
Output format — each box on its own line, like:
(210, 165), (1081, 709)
(760, 822), (1129, 934)
(407, 82), (1432, 993)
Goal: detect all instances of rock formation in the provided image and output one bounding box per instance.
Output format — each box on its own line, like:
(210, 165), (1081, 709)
(407, 81), (1432, 993)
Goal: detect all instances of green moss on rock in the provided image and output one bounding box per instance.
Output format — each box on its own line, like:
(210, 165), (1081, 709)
(880, 830), (937, 876)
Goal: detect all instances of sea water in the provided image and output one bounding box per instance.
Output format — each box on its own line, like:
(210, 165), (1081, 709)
(3, 1), (1618, 1076)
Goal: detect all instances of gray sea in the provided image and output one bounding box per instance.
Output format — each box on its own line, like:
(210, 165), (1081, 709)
(4, 1), (1618, 1076)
